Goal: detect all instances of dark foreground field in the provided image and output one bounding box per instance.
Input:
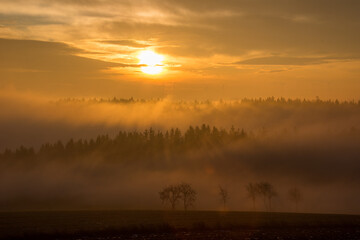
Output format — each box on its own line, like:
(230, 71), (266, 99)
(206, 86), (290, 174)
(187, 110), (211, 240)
(1, 211), (360, 240)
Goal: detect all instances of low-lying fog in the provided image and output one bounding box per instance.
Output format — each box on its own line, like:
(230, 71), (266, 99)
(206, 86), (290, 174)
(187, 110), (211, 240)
(0, 93), (359, 214)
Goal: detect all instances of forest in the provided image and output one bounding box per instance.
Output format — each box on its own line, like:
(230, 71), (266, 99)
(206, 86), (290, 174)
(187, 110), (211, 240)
(0, 124), (247, 163)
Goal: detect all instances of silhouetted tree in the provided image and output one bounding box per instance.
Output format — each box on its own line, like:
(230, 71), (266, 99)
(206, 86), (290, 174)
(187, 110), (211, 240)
(257, 182), (277, 211)
(288, 187), (302, 212)
(179, 182), (196, 211)
(246, 183), (259, 211)
(159, 184), (181, 210)
(219, 186), (228, 210)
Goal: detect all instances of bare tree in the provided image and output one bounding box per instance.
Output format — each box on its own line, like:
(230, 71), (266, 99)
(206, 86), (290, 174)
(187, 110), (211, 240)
(218, 186), (228, 210)
(159, 184), (182, 210)
(257, 182), (277, 211)
(288, 187), (302, 212)
(246, 183), (259, 211)
(179, 182), (196, 211)
(266, 185), (277, 211)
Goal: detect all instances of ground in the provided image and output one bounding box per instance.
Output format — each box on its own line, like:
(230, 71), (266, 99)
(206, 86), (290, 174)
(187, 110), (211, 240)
(1, 211), (360, 239)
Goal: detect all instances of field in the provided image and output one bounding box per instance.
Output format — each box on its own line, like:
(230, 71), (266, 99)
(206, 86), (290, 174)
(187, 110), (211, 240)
(1, 211), (360, 240)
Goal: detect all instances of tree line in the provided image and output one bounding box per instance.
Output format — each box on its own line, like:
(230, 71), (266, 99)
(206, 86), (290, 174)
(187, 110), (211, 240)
(0, 124), (247, 163)
(56, 96), (360, 106)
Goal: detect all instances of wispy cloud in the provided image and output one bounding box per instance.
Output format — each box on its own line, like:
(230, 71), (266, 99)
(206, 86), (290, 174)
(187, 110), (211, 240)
(235, 56), (332, 66)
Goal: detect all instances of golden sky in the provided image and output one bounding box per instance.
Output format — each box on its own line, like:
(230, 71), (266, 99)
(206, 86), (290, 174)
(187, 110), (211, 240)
(0, 0), (359, 99)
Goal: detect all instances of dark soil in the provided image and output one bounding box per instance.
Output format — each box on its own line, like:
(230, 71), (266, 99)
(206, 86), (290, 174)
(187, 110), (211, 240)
(1, 211), (360, 240)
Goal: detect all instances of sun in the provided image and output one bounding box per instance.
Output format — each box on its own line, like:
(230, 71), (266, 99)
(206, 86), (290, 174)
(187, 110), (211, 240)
(138, 50), (164, 75)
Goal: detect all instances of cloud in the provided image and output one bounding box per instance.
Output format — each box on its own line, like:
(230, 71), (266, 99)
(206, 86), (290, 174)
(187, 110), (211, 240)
(0, 1), (359, 100)
(99, 39), (151, 48)
(235, 56), (330, 66)
(0, 38), (129, 95)
(0, 38), (116, 70)
(1, 0), (360, 63)
(0, 13), (64, 27)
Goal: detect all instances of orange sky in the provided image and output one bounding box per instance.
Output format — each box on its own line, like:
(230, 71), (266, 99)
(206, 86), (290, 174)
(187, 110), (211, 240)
(0, 0), (359, 100)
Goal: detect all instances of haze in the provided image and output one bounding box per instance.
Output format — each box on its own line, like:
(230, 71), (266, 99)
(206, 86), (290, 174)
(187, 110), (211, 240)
(0, 0), (359, 215)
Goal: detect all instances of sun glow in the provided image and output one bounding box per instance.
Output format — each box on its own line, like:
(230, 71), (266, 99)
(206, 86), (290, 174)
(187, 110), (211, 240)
(138, 50), (164, 75)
